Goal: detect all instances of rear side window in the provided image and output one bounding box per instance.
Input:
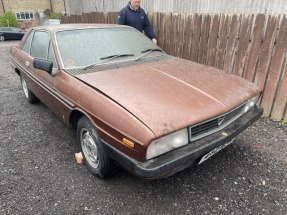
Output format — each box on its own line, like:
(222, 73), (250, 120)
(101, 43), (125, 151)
(3, 28), (12, 31)
(30, 31), (49, 59)
(12, 28), (21, 32)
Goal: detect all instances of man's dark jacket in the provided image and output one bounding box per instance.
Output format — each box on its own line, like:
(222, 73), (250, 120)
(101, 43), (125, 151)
(116, 2), (156, 40)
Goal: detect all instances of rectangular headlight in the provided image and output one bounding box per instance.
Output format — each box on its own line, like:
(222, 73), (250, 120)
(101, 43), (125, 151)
(146, 128), (188, 160)
(243, 94), (261, 113)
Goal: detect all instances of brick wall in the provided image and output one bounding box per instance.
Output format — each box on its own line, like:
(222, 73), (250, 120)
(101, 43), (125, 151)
(2, 0), (64, 12)
(0, 0), (65, 28)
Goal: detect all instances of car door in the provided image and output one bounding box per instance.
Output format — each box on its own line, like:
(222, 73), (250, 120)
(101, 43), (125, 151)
(11, 28), (23, 39)
(10, 28), (18, 39)
(2, 27), (12, 39)
(19, 30), (51, 99)
(19, 30), (71, 119)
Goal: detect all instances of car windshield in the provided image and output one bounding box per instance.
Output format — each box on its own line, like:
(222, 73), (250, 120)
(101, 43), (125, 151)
(56, 27), (164, 69)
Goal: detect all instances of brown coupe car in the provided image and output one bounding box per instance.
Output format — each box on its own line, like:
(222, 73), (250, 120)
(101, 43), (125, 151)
(10, 24), (263, 179)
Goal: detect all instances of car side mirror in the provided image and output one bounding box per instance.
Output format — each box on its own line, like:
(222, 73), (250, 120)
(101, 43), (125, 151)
(33, 58), (53, 74)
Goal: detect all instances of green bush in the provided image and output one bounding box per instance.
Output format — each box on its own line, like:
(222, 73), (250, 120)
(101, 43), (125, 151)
(0, 11), (17, 27)
(280, 119), (287, 126)
(43, 8), (61, 19)
(49, 12), (61, 19)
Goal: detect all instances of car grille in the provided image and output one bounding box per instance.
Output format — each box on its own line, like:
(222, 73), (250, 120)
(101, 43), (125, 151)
(188, 103), (246, 142)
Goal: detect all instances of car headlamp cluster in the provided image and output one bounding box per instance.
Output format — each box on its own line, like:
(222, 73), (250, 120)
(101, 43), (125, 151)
(146, 128), (188, 160)
(146, 94), (261, 160)
(243, 94), (261, 114)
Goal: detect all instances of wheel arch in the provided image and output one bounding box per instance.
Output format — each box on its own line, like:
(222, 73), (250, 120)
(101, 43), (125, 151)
(69, 109), (85, 130)
(15, 67), (21, 76)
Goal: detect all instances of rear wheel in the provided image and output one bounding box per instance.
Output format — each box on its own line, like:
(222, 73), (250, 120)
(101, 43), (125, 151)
(77, 116), (116, 178)
(20, 74), (39, 103)
(0, 35), (4, 41)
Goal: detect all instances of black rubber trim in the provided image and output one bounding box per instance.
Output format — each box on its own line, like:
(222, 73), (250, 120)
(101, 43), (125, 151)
(101, 106), (263, 179)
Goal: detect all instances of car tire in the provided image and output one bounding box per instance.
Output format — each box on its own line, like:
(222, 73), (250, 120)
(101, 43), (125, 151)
(0, 35), (4, 41)
(77, 116), (116, 178)
(20, 74), (39, 103)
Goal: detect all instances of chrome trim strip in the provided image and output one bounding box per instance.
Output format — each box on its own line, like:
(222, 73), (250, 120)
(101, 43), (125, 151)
(11, 57), (75, 108)
(12, 57), (146, 145)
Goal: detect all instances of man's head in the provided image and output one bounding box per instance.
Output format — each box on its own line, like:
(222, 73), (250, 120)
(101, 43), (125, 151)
(130, 0), (141, 10)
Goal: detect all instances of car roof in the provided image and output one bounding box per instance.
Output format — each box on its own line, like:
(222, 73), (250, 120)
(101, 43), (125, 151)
(0, 27), (19, 29)
(31, 24), (129, 33)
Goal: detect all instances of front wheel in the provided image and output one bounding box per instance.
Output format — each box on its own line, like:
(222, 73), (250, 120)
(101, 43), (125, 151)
(20, 74), (39, 103)
(0, 35), (4, 41)
(77, 116), (116, 178)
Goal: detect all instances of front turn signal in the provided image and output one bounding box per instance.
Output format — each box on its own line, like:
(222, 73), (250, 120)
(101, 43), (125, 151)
(122, 138), (135, 148)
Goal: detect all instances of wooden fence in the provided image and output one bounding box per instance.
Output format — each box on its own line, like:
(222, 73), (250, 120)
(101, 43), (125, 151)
(61, 12), (287, 121)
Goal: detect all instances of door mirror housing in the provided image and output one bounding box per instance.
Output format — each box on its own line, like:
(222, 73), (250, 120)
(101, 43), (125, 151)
(33, 58), (53, 74)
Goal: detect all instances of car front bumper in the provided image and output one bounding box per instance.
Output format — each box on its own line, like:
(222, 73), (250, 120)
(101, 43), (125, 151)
(102, 106), (263, 179)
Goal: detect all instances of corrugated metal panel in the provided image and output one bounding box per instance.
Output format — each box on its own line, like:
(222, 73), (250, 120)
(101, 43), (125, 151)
(66, 0), (287, 15)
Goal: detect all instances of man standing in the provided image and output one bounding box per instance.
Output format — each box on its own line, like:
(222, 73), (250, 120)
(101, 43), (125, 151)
(117, 0), (158, 45)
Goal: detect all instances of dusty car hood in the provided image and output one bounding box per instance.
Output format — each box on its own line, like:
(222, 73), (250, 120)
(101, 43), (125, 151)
(76, 57), (261, 137)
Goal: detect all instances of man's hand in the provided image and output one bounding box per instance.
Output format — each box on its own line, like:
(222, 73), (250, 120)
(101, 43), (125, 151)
(152, 38), (157, 45)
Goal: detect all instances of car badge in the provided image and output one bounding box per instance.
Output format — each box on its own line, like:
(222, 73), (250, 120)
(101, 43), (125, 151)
(218, 117), (225, 126)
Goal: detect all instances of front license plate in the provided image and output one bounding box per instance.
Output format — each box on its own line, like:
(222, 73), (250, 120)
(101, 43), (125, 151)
(198, 138), (235, 165)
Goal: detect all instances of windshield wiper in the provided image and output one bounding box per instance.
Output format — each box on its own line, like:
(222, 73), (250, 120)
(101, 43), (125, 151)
(82, 54), (135, 70)
(100, 54), (135, 61)
(135, 48), (163, 61)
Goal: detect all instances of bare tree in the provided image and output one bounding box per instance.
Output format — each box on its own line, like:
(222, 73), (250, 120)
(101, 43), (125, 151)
(49, 0), (53, 12)
(1, 0), (5, 13)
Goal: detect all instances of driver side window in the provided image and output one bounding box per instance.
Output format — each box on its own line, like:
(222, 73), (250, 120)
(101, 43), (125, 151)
(22, 31), (34, 54)
(28, 30), (58, 69)
(30, 31), (49, 59)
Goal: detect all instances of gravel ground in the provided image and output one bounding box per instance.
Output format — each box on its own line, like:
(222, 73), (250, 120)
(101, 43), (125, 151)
(0, 41), (287, 215)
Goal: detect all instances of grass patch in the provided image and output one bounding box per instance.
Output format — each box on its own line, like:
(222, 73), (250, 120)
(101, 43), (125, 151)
(279, 119), (287, 126)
